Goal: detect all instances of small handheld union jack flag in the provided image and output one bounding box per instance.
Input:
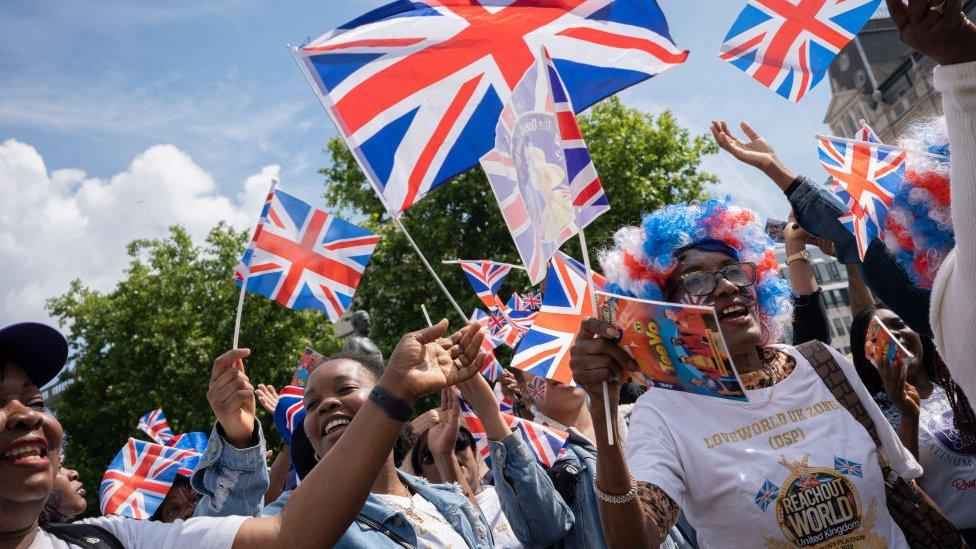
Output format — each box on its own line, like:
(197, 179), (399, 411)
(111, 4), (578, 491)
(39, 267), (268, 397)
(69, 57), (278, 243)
(457, 393), (568, 468)
(273, 385), (306, 446)
(137, 409), (175, 446)
(100, 438), (201, 519)
(508, 290), (543, 313)
(754, 478), (780, 512)
(854, 120), (882, 144)
(817, 135), (906, 259)
(455, 260), (514, 310)
(719, 0), (881, 102)
(235, 187), (380, 322)
(512, 252), (604, 384)
(833, 456), (863, 477)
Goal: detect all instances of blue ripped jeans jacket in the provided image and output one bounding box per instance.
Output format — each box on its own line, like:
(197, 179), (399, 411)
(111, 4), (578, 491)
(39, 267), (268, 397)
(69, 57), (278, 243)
(788, 176), (932, 337)
(191, 422), (568, 547)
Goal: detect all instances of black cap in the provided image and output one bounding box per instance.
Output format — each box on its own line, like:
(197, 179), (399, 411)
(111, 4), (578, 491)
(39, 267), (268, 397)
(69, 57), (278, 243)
(0, 322), (68, 387)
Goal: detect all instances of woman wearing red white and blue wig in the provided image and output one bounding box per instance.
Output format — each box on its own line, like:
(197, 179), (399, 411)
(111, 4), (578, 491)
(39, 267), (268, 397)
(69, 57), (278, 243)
(567, 197), (959, 547)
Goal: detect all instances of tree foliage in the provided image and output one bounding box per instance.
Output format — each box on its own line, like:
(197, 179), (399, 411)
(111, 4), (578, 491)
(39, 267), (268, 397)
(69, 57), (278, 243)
(48, 224), (342, 514)
(320, 97), (718, 354)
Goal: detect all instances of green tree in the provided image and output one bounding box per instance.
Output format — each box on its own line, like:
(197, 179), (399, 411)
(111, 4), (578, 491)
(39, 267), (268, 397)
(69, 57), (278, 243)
(321, 97), (718, 353)
(48, 224), (342, 514)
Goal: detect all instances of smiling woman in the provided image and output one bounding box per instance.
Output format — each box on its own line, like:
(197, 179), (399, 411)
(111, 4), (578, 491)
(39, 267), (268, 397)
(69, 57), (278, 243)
(568, 197), (963, 547)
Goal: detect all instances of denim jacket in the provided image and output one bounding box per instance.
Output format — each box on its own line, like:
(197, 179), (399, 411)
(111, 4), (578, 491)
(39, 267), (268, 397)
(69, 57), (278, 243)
(191, 424), (493, 548)
(551, 430), (693, 549)
(487, 431), (574, 546)
(788, 176), (933, 337)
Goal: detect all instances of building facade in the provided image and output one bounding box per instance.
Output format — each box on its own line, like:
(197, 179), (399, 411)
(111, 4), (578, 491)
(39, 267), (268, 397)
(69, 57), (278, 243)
(776, 244), (854, 356)
(824, 0), (976, 141)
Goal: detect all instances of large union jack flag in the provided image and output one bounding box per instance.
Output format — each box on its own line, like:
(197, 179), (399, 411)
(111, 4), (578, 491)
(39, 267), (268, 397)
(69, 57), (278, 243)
(457, 260), (514, 309)
(235, 188), (380, 322)
(457, 393), (568, 467)
(482, 47), (611, 283)
(818, 135), (906, 259)
(719, 0), (881, 102)
(295, 0), (686, 214)
(273, 385), (307, 446)
(137, 409), (174, 446)
(100, 438), (201, 519)
(512, 252), (604, 384)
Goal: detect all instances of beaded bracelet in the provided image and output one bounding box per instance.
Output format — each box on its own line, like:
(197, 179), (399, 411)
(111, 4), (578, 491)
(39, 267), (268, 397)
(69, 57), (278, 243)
(593, 475), (639, 504)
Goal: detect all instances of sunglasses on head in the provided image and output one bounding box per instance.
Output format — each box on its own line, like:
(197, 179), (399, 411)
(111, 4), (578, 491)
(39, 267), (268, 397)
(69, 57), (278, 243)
(678, 262), (757, 297)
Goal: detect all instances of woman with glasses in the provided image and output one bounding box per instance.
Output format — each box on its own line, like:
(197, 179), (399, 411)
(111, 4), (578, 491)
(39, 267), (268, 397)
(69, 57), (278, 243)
(568, 198), (930, 547)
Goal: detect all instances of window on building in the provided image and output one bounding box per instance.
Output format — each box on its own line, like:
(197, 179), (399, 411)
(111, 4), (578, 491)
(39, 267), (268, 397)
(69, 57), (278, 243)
(833, 318), (847, 336)
(825, 262), (841, 282)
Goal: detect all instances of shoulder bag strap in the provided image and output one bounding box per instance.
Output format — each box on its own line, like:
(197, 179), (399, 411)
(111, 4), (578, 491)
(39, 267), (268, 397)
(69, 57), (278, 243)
(42, 523), (125, 549)
(355, 513), (414, 548)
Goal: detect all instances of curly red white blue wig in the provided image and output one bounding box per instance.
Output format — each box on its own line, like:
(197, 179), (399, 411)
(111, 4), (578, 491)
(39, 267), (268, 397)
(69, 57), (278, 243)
(883, 116), (952, 289)
(599, 197), (792, 344)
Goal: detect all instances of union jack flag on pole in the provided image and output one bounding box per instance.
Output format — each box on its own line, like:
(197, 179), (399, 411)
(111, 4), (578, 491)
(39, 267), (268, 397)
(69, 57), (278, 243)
(455, 260), (515, 309)
(294, 0), (686, 215)
(234, 187), (380, 322)
(137, 409), (175, 446)
(100, 438), (201, 519)
(853, 119), (882, 144)
(512, 252), (604, 384)
(482, 47), (611, 283)
(719, 0), (881, 102)
(817, 135), (906, 260)
(508, 290), (543, 312)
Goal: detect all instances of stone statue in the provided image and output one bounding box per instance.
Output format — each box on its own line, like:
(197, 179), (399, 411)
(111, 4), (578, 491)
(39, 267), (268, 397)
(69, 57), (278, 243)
(342, 310), (383, 364)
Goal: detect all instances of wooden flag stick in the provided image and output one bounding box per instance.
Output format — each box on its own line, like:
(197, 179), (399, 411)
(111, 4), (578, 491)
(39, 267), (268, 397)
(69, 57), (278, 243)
(288, 46), (467, 321)
(577, 228), (615, 446)
(233, 178), (278, 349)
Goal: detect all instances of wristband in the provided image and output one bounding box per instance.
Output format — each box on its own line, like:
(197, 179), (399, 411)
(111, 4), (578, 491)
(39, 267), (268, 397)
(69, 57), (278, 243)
(369, 386), (414, 422)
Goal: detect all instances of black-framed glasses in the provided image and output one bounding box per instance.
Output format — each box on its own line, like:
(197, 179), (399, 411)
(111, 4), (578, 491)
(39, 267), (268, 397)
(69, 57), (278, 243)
(418, 430), (474, 466)
(679, 262), (757, 297)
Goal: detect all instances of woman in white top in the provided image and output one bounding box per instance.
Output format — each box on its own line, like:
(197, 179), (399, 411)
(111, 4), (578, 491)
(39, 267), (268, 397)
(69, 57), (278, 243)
(0, 319), (485, 548)
(566, 196), (936, 548)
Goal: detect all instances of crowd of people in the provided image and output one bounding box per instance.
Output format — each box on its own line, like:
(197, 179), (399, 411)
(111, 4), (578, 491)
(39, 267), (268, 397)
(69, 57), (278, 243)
(2, 0), (975, 547)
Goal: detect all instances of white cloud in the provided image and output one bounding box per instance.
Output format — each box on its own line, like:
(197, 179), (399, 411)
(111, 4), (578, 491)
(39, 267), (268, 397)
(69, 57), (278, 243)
(0, 139), (279, 325)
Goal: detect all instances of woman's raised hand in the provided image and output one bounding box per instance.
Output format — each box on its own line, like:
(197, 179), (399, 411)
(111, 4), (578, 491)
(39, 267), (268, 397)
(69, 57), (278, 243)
(381, 320), (486, 405)
(710, 120), (797, 190)
(569, 318), (635, 410)
(255, 383), (280, 415)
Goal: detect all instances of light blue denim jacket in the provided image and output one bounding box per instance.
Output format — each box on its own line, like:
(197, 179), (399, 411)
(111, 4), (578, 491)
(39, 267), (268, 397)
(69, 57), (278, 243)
(552, 429), (693, 549)
(789, 176), (933, 338)
(191, 423), (492, 548)
(486, 431), (574, 546)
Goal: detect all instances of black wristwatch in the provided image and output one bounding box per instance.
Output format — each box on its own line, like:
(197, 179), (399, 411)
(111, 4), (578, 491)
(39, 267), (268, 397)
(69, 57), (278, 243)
(369, 386), (414, 422)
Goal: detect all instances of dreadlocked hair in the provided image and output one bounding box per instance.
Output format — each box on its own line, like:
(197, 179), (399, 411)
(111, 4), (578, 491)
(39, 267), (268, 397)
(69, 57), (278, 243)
(599, 196), (793, 344)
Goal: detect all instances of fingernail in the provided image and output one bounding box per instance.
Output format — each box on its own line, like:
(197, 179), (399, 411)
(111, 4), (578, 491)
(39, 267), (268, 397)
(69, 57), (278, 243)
(606, 327), (621, 339)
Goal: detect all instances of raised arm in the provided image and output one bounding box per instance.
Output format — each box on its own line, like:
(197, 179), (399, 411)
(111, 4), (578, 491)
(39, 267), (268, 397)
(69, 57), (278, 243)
(456, 372), (575, 546)
(232, 320), (486, 548)
(569, 318), (678, 547)
(427, 388), (480, 508)
(784, 220), (832, 346)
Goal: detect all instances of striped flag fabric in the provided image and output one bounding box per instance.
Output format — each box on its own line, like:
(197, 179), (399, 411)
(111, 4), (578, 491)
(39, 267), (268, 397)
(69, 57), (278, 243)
(853, 119), (882, 144)
(482, 49), (609, 284)
(457, 261), (514, 310)
(719, 0), (881, 102)
(137, 409), (175, 446)
(457, 394), (568, 468)
(294, 0), (687, 214)
(100, 438), (201, 519)
(273, 385), (306, 445)
(235, 187), (380, 322)
(817, 135), (906, 259)
(512, 252), (604, 384)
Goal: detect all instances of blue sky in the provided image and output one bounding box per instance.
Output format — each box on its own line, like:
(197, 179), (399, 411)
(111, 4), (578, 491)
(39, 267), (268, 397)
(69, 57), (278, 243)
(0, 0), (884, 323)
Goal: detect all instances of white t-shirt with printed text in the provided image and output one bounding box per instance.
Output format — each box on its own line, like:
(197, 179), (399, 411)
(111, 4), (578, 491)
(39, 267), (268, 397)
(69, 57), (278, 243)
(917, 385), (976, 529)
(475, 485), (522, 548)
(626, 344), (922, 549)
(30, 514), (248, 549)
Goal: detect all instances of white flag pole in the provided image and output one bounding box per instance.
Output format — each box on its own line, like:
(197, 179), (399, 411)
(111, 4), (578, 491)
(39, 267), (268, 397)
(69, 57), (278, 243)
(420, 304), (433, 327)
(577, 228), (615, 446)
(288, 45), (467, 321)
(234, 178), (279, 349)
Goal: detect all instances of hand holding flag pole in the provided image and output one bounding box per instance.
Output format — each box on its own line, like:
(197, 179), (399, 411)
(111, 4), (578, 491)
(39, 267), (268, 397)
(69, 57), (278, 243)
(575, 228), (615, 446)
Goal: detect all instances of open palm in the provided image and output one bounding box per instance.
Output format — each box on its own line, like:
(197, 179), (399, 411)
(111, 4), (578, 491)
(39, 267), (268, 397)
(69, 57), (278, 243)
(710, 120), (779, 172)
(385, 320), (485, 402)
